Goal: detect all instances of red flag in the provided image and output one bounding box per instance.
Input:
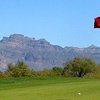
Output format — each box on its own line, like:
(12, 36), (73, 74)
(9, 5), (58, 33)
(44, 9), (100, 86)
(94, 16), (100, 28)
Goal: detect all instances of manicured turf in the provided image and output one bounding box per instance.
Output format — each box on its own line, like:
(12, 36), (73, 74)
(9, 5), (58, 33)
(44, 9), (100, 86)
(0, 77), (100, 100)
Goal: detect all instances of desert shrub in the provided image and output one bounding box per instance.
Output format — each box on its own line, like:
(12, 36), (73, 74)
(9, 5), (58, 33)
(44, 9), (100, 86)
(51, 66), (63, 76)
(36, 69), (52, 77)
(63, 57), (96, 77)
(7, 61), (32, 77)
(0, 72), (9, 78)
(85, 64), (100, 78)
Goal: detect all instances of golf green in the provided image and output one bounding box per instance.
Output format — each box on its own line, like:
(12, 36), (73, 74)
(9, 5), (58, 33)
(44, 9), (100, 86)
(0, 77), (99, 100)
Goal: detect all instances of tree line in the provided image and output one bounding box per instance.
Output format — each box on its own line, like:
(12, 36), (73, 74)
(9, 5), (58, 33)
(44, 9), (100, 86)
(0, 57), (100, 78)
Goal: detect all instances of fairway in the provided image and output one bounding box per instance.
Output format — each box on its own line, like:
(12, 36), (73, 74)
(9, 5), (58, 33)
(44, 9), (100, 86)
(0, 77), (100, 100)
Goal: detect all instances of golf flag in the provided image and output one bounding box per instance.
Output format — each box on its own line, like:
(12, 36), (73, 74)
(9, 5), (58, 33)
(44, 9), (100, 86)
(94, 16), (100, 28)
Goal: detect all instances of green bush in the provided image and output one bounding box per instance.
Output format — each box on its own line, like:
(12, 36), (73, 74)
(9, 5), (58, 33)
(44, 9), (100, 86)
(63, 57), (96, 77)
(51, 66), (63, 76)
(7, 61), (32, 77)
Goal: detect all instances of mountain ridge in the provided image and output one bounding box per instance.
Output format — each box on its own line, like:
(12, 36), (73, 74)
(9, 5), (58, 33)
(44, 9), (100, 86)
(0, 34), (100, 70)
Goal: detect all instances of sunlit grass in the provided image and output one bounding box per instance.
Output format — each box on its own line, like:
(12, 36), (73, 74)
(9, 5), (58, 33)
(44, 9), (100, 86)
(0, 77), (99, 100)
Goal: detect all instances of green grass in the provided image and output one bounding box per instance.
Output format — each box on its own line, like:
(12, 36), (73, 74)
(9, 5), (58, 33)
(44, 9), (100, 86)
(0, 77), (100, 100)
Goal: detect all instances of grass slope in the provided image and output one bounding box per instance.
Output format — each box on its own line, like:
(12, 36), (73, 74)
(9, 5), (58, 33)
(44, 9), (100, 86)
(0, 77), (99, 100)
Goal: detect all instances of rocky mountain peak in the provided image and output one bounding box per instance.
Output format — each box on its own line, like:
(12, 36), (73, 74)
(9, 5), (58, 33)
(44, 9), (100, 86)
(10, 34), (24, 38)
(0, 34), (100, 71)
(87, 45), (99, 49)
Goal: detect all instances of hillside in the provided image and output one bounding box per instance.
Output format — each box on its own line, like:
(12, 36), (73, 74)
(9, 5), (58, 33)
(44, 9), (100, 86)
(0, 34), (100, 70)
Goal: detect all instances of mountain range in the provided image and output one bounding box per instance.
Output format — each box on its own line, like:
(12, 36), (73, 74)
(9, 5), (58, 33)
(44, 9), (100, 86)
(0, 34), (100, 70)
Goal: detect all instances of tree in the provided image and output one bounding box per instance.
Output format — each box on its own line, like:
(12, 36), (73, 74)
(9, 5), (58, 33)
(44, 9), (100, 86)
(7, 61), (32, 77)
(63, 57), (96, 77)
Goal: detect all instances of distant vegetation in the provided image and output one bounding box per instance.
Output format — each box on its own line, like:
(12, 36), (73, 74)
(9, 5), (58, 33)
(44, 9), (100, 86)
(0, 57), (100, 78)
(63, 57), (96, 77)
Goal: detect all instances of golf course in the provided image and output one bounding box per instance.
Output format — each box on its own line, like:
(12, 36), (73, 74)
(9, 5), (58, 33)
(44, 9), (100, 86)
(0, 77), (99, 100)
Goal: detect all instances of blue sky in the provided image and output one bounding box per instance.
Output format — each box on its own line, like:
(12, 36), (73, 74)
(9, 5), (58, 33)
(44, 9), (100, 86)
(0, 0), (100, 47)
